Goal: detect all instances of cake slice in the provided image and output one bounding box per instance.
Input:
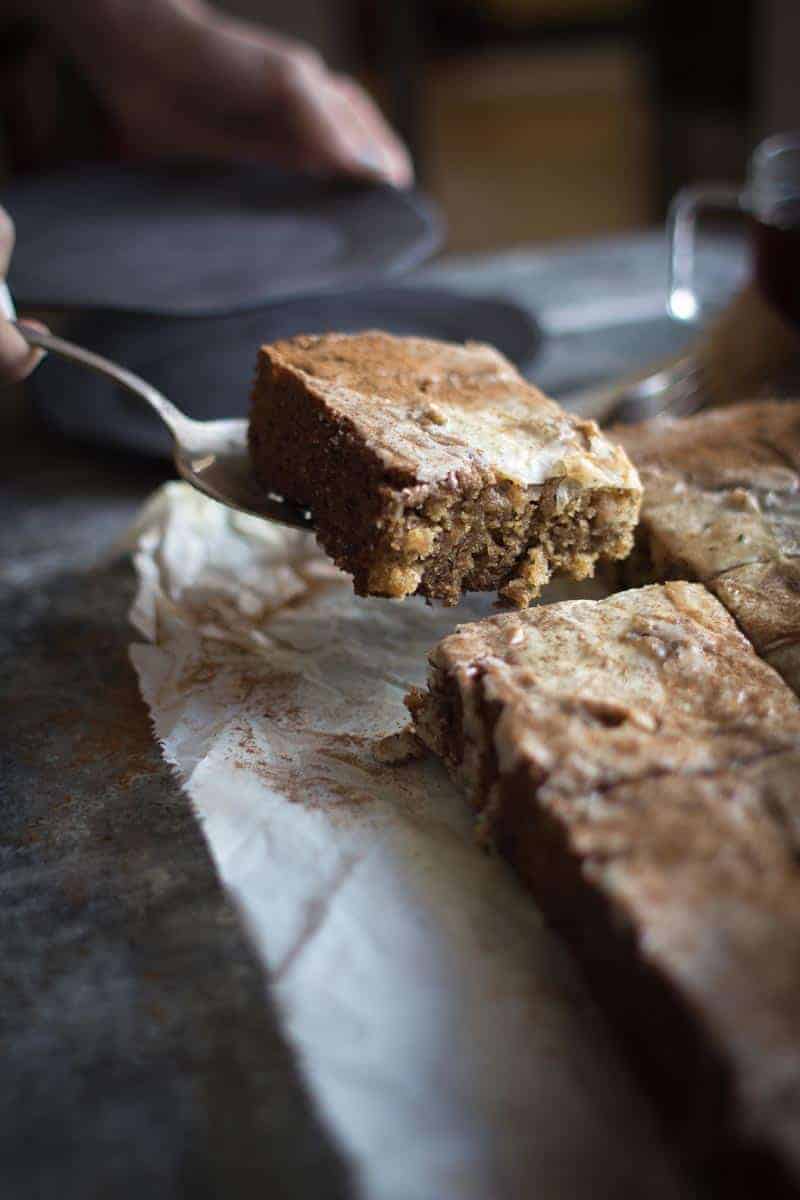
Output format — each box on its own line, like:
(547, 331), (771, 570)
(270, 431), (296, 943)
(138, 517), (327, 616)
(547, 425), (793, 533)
(615, 401), (800, 694)
(248, 332), (641, 606)
(407, 582), (800, 1189)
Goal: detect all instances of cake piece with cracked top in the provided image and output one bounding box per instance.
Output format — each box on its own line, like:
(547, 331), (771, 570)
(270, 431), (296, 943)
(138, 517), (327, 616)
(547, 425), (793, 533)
(248, 332), (641, 606)
(615, 400), (800, 694)
(407, 581), (800, 1190)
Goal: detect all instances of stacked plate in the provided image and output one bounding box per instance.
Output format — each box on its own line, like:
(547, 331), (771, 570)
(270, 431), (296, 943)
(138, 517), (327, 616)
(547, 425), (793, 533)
(5, 161), (540, 456)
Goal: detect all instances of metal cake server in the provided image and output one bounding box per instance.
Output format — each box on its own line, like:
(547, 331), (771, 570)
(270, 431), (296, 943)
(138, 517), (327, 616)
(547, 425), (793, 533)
(15, 318), (314, 532)
(564, 284), (800, 426)
(561, 352), (707, 426)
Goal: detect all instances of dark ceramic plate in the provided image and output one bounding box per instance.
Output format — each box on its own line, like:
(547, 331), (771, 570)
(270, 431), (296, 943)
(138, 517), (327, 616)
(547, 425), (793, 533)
(5, 161), (442, 316)
(30, 285), (541, 458)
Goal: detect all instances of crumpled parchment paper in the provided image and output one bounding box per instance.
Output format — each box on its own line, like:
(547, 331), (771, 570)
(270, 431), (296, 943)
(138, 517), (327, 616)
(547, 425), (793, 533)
(128, 483), (685, 1200)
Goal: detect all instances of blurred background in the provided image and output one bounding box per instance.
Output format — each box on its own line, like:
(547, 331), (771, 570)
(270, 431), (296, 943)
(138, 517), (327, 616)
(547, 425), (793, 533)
(0, 0), (796, 254)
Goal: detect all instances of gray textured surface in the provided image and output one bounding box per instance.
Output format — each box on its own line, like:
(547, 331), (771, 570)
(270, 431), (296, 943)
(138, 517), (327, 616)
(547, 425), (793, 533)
(0, 234), (740, 1198)
(0, 419), (355, 1199)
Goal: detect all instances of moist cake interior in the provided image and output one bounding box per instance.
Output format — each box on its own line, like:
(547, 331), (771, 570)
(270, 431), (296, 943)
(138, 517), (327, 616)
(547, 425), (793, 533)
(248, 332), (641, 607)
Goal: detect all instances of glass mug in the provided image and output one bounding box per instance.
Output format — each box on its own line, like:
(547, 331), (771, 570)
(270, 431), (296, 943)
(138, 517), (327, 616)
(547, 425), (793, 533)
(667, 132), (800, 326)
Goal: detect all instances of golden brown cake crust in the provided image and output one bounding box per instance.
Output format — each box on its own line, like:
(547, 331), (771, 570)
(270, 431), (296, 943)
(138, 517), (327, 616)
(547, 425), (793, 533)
(249, 332), (641, 606)
(407, 582), (800, 1189)
(614, 401), (800, 693)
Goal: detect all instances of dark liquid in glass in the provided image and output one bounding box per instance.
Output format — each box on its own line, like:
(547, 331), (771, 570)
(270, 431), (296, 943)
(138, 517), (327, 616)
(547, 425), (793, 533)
(753, 200), (800, 326)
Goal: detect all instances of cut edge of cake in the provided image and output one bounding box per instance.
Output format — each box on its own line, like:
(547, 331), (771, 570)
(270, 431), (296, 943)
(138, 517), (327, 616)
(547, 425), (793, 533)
(248, 332), (642, 607)
(612, 400), (800, 697)
(406, 580), (800, 1190)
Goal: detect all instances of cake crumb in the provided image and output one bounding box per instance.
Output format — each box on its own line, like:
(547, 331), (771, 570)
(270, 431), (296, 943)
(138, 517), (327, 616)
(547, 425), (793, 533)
(372, 727), (426, 765)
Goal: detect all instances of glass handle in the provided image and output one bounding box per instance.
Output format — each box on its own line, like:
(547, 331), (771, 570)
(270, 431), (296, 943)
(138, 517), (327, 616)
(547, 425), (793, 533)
(667, 184), (743, 322)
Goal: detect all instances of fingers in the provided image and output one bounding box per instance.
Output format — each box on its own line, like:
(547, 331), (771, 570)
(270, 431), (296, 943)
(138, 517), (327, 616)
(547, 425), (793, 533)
(0, 319), (46, 384)
(172, 14), (414, 185)
(0, 208), (44, 385)
(81, 5), (415, 188)
(274, 57), (413, 187)
(328, 75), (413, 188)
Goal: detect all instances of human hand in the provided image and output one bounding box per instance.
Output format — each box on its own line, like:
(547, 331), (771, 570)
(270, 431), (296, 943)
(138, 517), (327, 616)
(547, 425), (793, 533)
(0, 209), (45, 385)
(37, 0), (413, 187)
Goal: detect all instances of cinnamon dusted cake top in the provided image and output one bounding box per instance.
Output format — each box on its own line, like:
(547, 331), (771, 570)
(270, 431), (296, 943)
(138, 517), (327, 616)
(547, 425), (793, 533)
(408, 582), (800, 1184)
(250, 331), (641, 606)
(614, 401), (800, 691)
(422, 581), (800, 796)
(262, 332), (640, 492)
(614, 401), (800, 577)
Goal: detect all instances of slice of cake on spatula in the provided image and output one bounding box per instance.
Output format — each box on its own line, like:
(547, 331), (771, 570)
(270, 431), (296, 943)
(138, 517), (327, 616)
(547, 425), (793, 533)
(248, 332), (641, 606)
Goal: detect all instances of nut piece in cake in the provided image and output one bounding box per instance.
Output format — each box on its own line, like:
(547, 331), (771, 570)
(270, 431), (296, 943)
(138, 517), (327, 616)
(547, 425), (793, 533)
(614, 401), (800, 694)
(407, 581), (800, 1186)
(248, 332), (641, 606)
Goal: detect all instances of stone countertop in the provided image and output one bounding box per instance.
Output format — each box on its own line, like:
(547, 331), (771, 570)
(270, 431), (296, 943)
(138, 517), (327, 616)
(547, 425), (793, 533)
(1, 414), (355, 1200)
(0, 233), (744, 1199)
